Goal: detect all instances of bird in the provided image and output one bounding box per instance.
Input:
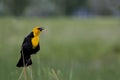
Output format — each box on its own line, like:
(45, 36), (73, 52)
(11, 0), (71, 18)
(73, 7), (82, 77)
(16, 27), (44, 67)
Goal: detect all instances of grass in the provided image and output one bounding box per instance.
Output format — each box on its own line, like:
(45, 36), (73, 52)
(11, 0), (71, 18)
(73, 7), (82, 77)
(0, 17), (120, 80)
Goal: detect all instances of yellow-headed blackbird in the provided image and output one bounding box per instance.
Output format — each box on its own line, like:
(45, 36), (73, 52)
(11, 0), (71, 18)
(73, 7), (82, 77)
(16, 27), (44, 67)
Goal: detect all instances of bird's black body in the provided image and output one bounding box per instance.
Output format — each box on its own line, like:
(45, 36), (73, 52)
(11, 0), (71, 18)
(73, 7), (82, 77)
(16, 32), (40, 67)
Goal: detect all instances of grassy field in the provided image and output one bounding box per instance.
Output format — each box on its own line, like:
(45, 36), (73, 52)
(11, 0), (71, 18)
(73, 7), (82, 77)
(0, 17), (120, 80)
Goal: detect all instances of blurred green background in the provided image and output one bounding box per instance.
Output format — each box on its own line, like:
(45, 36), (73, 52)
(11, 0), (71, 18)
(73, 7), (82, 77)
(0, 0), (120, 16)
(0, 0), (120, 80)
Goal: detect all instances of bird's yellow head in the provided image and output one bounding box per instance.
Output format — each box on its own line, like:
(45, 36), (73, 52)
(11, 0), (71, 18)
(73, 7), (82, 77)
(32, 27), (44, 37)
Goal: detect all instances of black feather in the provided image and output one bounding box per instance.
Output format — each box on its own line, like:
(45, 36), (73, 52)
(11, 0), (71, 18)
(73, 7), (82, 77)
(16, 32), (40, 67)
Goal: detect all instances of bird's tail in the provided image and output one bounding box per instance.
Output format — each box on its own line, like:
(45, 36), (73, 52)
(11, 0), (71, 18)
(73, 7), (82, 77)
(16, 54), (32, 67)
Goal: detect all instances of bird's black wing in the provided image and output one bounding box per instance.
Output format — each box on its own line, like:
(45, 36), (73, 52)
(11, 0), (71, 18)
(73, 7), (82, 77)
(21, 32), (40, 55)
(21, 32), (34, 55)
(17, 33), (33, 67)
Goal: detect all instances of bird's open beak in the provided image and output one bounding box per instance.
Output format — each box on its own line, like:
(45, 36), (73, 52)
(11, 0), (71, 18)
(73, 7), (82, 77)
(39, 27), (44, 31)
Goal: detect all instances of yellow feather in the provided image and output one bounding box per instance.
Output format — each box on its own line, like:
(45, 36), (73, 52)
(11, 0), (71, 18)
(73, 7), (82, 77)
(31, 36), (39, 48)
(31, 27), (41, 48)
